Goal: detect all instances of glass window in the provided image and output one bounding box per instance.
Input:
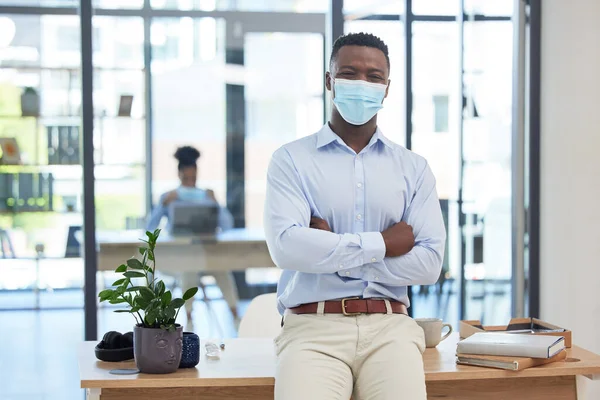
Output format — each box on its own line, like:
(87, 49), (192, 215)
(0, 13), (83, 309)
(344, 0), (404, 15)
(0, 15), (80, 69)
(411, 22), (460, 325)
(345, 20), (405, 146)
(412, 22), (460, 201)
(244, 32), (324, 229)
(465, 0), (513, 16)
(0, 0), (77, 5)
(413, 0), (459, 16)
(462, 21), (513, 324)
(150, 0), (328, 12)
(433, 95), (449, 132)
(93, 0), (144, 8)
(93, 17), (144, 69)
(92, 17), (146, 231)
(150, 18), (227, 215)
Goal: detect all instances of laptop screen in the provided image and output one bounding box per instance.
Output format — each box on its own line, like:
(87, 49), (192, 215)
(169, 202), (219, 237)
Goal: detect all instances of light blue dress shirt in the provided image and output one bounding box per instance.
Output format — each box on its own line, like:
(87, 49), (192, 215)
(146, 188), (234, 233)
(264, 124), (446, 314)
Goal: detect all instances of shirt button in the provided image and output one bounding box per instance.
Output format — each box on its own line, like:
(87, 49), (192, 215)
(345, 271), (350, 276)
(339, 264), (343, 269)
(371, 257), (377, 262)
(357, 214), (362, 220)
(375, 276), (380, 281)
(357, 182), (363, 188)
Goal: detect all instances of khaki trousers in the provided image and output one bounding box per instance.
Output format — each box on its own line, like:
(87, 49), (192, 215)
(275, 308), (427, 400)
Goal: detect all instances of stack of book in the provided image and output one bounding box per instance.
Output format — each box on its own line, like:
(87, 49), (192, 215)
(456, 332), (567, 371)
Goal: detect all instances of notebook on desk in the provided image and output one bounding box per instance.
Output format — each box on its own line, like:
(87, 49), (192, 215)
(457, 349), (568, 371)
(457, 332), (566, 359)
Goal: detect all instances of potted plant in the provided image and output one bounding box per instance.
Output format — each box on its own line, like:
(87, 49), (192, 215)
(98, 229), (198, 374)
(20, 87), (40, 117)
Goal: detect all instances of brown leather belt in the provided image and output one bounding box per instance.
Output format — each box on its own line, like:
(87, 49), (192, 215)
(289, 298), (408, 316)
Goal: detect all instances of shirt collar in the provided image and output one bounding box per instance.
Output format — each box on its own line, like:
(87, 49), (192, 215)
(316, 123), (393, 150)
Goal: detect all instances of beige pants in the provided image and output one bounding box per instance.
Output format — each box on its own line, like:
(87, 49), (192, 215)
(275, 307), (427, 400)
(182, 271), (239, 315)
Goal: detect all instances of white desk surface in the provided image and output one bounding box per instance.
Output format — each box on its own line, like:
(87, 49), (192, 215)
(94, 228), (266, 246)
(94, 228), (273, 272)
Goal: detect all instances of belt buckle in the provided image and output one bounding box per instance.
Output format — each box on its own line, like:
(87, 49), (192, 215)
(341, 297), (361, 316)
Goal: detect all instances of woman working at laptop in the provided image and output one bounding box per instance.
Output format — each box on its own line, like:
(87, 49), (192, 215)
(146, 146), (239, 326)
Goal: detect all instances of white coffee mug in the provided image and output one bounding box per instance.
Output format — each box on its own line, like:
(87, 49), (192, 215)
(415, 318), (453, 348)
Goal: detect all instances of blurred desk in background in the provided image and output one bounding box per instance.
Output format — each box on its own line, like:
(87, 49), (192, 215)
(95, 229), (274, 273)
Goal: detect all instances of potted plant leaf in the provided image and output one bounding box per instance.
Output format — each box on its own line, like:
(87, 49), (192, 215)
(98, 229), (198, 374)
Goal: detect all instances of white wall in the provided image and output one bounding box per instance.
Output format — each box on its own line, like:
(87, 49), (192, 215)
(540, 0), (600, 398)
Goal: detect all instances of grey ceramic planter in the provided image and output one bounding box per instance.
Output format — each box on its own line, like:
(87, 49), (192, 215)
(21, 90), (40, 117)
(133, 325), (183, 374)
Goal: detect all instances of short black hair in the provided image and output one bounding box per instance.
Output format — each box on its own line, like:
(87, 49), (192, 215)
(174, 146), (200, 171)
(330, 32), (390, 71)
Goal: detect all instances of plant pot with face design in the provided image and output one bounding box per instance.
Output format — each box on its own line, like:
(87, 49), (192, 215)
(133, 324), (183, 374)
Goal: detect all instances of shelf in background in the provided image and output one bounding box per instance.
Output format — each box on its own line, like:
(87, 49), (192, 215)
(0, 164), (146, 183)
(0, 66), (144, 72)
(0, 210), (80, 216)
(0, 115), (146, 120)
(0, 163), (145, 169)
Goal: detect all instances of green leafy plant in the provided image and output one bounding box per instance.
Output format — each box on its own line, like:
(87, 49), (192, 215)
(98, 229), (198, 331)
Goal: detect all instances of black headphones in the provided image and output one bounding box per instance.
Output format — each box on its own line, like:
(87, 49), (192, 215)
(95, 331), (134, 362)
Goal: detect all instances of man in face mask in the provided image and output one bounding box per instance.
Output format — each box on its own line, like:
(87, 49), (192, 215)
(264, 33), (446, 400)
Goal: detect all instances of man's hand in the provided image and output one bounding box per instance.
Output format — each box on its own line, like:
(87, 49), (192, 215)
(163, 190), (178, 206)
(381, 221), (415, 257)
(310, 217), (332, 232)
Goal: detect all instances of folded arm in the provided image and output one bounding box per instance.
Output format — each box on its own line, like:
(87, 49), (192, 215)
(361, 162), (446, 286)
(264, 148), (386, 274)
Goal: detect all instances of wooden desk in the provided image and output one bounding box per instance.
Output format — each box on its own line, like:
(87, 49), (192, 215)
(96, 228), (274, 273)
(79, 333), (600, 400)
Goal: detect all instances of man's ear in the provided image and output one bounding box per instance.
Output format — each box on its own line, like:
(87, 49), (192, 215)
(325, 71), (332, 92)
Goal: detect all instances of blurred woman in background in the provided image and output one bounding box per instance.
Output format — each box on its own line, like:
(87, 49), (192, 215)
(146, 146), (239, 326)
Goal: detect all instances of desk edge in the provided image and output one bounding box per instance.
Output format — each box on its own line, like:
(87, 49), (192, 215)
(81, 377), (276, 389)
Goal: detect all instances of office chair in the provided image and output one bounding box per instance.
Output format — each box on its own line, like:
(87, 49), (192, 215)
(238, 293), (281, 338)
(65, 225), (82, 258)
(0, 228), (16, 258)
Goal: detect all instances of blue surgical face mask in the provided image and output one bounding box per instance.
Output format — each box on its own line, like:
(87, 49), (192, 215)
(177, 186), (206, 202)
(332, 78), (387, 126)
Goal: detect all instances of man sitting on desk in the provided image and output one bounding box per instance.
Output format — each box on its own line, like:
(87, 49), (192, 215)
(146, 145), (239, 325)
(264, 33), (446, 399)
